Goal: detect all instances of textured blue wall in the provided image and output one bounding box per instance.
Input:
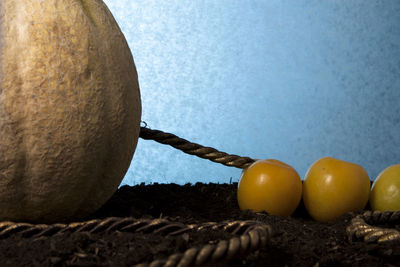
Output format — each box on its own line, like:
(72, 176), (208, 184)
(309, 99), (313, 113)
(103, 0), (400, 185)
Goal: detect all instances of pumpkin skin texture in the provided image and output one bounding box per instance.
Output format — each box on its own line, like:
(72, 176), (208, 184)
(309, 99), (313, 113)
(0, 0), (141, 223)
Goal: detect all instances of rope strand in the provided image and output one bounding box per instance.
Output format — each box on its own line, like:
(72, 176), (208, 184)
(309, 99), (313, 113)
(346, 210), (400, 244)
(0, 217), (272, 267)
(139, 127), (256, 169)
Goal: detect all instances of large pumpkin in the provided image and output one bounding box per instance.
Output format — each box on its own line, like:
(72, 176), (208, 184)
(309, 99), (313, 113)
(0, 0), (141, 223)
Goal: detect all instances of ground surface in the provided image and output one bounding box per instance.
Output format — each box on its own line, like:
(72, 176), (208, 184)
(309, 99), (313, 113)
(1, 183), (399, 266)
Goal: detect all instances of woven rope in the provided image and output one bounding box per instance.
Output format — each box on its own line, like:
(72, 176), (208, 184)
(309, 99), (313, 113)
(139, 127), (256, 169)
(134, 223), (272, 267)
(0, 217), (189, 239)
(0, 217), (272, 267)
(346, 210), (400, 244)
(0, 217), (269, 240)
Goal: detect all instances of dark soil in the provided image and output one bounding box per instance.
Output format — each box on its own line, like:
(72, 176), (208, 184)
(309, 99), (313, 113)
(1, 183), (399, 267)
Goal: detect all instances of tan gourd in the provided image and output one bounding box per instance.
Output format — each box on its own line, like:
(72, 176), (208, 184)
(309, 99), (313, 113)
(0, 0), (141, 223)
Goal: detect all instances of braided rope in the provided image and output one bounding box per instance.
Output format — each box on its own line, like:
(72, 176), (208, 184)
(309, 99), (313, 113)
(0, 217), (269, 240)
(0, 217), (272, 267)
(0, 217), (189, 239)
(346, 210), (400, 244)
(134, 223), (272, 267)
(139, 127), (256, 169)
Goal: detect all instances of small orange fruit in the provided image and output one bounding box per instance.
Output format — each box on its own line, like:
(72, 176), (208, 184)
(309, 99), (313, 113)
(370, 164), (400, 211)
(237, 159), (302, 216)
(303, 157), (370, 222)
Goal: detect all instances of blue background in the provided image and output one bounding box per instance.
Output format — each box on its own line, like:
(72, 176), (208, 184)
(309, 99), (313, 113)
(102, 0), (400, 185)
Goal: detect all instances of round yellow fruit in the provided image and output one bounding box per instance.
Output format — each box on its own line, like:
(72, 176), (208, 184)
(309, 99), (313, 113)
(0, 0), (141, 223)
(237, 159), (302, 216)
(303, 157), (370, 222)
(370, 164), (400, 211)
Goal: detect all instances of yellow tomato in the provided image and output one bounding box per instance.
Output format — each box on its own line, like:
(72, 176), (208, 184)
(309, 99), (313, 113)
(237, 159), (302, 216)
(303, 157), (370, 222)
(370, 164), (400, 211)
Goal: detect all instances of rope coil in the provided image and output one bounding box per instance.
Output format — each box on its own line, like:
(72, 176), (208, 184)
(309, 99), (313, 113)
(347, 210), (400, 244)
(0, 216), (272, 267)
(134, 223), (272, 267)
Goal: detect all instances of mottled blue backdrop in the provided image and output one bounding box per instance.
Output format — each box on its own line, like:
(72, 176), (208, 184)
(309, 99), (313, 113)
(103, 0), (400, 185)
